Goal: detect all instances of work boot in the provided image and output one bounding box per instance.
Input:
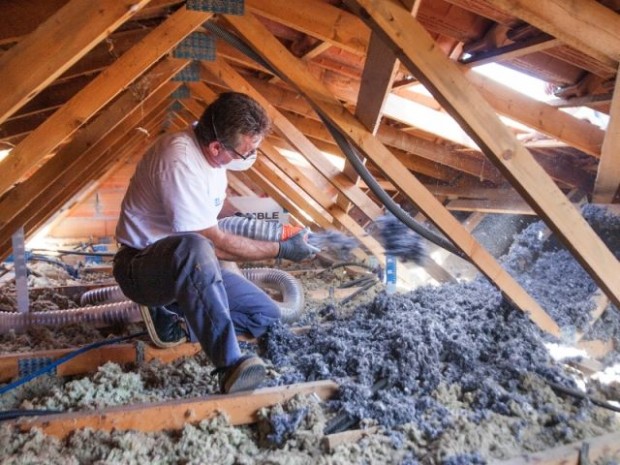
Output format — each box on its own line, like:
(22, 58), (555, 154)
(139, 305), (188, 348)
(212, 355), (266, 394)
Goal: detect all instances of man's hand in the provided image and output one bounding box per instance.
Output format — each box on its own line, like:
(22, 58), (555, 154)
(277, 228), (320, 261)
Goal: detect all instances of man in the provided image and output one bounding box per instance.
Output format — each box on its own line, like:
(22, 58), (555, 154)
(113, 92), (318, 394)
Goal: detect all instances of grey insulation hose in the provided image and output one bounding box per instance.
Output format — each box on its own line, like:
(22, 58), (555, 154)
(82, 268), (304, 322)
(241, 267), (304, 323)
(0, 268), (304, 333)
(205, 20), (466, 260)
(80, 285), (128, 305)
(218, 216), (282, 241)
(0, 301), (142, 334)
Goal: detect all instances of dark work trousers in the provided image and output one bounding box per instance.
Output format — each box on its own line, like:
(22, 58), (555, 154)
(113, 233), (281, 367)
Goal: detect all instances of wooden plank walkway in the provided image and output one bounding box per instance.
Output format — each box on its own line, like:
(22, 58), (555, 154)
(493, 430), (620, 465)
(12, 380), (339, 438)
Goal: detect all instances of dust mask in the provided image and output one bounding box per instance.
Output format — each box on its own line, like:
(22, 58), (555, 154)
(226, 154), (257, 171)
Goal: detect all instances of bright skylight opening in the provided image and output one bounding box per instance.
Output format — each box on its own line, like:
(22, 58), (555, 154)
(474, 63), (552, 102)
(0, 149), (11, 163)
(406, 63), (609, 131)
(279, 147), (344, 171)
(473, 63), (609, 130)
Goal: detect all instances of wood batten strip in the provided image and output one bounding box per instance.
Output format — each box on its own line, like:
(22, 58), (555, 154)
(0, 59), (187, 234)
(13, 380), (339, 438)
(346, 0), (620, 313)
(0, 91), (173, 260)
(483, 0), (620, 72)
(0, 342), (202, 383)
(493, 430), (620, 465)
(222, 11), (561, 336)
(0, 0), (153, 125)
(464, 71), (605, 158)
(0, 6), (213, 198)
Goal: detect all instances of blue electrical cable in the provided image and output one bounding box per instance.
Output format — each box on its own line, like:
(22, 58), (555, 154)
(0, 331), (147, 396)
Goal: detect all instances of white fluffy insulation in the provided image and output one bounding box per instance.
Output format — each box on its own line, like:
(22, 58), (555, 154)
(0, 205), (619, 464)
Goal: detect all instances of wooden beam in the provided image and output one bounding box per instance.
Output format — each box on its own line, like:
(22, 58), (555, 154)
(0, 0), (152, 124)
(39, 113), (167, 243)
(575, 289), (611, 342)
(0, 111), (164, 254)
(277, 111), (461, 183)
(339, 22), (401, 214)
(250, 160), (331, 229)
(0, 0), (184, 45)
(213, 76), (501, 183)
(483, 0), (620, 70)
(322, 427), (380, 452)
(0, 59), (186, 233)
(445, 198), (537, 215)
(0, 6), (213, 198)
(14, 380), (339, 438)
(346, 0), (620, 312)
(258, 142), (385, 258)
(235, 2), (612, 168)
(247, 168), (370, 260)
(0, 91), (172, 259)
(592, 68), (620, 203)
(464, 70), (605, 158)
(246, 0), (368, 56)
(222, 11), (561, 336)
(0, 342), (202, 383)
(494, 430), (620, 465)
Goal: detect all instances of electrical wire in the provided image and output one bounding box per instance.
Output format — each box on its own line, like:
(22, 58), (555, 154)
(0, 331), (146, 397)
(0, 409), (64, 421)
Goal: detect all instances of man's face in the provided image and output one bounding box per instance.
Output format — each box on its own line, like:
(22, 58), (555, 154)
(205, 133), (262, 169)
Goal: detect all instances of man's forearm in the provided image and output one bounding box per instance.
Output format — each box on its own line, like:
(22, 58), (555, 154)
(209, 232), (279, 261)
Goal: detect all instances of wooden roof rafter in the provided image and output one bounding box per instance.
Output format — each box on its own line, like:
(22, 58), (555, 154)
(221, 8), (562, 336)
(0, 6), (215, 198)
(0, 91), (173, 260)
(345, 0), (620, 310)
(0, 0), (154, 125)
(238, 0), (613, 191)
(593, 68), (620, 203)
(0, 58), (188, 244)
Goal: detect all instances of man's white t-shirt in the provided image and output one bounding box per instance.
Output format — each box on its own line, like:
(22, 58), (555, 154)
(116, 128), (227, 249)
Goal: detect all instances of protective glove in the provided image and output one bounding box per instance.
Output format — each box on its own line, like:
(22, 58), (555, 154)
(277, 228), (320, 262)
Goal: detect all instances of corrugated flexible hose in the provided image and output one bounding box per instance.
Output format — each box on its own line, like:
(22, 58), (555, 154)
(0, 268), (304, 333)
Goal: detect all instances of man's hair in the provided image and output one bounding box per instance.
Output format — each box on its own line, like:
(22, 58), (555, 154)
(195, 92), (271, 147)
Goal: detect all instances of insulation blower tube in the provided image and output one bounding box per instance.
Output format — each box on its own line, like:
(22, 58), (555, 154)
(0, 268), (305, 334)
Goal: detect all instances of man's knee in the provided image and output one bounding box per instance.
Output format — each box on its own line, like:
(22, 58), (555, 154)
(172, 233), (216, 264)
